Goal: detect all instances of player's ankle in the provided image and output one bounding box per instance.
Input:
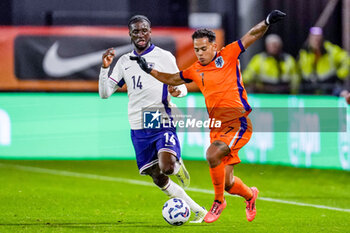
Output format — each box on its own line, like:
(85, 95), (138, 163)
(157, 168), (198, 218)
(214, 198), (224, 204)
(247, 188), (254, 200)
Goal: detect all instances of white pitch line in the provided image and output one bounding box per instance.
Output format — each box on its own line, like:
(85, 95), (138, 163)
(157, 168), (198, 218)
(0, 163), (154, 187)
(1, 163), (349, 213)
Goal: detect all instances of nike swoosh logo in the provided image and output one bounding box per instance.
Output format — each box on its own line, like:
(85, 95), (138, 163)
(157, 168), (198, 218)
(125, 66), (131, 70)
(42, 42), (133, 77)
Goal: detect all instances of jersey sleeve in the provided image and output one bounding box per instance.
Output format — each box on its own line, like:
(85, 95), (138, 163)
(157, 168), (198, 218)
(221, 40), (246, 60)
(99, 58), (125, 98)
(179, 65), (195, 83)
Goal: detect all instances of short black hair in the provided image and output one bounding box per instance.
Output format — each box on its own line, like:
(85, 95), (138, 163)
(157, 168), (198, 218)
(128, 15), (151, 28)
(192, 29), (216, 42)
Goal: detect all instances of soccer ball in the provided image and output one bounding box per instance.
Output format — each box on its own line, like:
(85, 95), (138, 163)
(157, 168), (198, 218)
(162, 198), (191, 226)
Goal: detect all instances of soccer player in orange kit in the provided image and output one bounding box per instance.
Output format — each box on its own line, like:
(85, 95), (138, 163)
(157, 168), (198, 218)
(130, 10), (286, 223)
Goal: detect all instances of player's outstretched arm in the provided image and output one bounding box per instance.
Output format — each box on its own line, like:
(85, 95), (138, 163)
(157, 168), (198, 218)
(150, 69), (185, 86)
(130, 56), (185, 86)
(241, 10), (286, 49)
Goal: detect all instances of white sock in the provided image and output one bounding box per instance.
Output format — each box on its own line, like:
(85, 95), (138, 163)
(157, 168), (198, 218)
(161, 179), (203, 213)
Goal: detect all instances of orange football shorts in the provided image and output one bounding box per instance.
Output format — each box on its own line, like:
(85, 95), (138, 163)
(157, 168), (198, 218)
(210, 116), (253, 165)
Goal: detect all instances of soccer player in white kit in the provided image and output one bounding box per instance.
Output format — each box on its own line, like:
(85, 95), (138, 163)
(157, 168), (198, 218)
(99, 15), (207, 223)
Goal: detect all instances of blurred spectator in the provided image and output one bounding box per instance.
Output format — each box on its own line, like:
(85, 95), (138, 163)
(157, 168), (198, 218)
(243, 34), (299, 94)
(298, 27), (350, 95)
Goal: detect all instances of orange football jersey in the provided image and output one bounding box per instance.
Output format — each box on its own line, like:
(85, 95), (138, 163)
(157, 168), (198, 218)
(180, 40), (251, 123)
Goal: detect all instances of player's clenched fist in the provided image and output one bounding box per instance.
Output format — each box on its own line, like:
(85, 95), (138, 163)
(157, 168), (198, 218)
(168, 86), (181, 97)
(102, 48), (116, 68)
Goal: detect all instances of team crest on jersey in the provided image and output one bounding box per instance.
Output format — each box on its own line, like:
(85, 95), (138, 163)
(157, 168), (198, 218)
(215, 56), (224, 68)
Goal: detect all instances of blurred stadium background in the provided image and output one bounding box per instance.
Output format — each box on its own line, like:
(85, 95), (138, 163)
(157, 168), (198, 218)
(0, 0), (349, 232)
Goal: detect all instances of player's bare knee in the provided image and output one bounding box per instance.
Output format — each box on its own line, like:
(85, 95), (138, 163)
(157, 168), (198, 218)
(206, 140), (230, 167)
(206, 152), (220, 167)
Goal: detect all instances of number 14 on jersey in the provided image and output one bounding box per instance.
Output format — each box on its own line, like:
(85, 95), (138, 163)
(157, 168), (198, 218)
(131, 75), (143, 89)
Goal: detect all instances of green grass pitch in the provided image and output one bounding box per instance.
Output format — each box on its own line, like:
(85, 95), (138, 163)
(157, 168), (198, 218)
(0, 160), (349, 233)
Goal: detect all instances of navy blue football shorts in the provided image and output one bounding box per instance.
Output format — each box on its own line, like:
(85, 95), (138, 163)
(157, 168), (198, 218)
(130, 127), (181, 175)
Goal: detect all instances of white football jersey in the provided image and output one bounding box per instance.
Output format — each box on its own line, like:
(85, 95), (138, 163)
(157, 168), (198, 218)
(99, 44), (187, 129)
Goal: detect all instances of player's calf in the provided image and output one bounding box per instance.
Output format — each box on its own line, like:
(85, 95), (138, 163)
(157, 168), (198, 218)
(145, 165), (169, 188)
(159, 151), (190, 188)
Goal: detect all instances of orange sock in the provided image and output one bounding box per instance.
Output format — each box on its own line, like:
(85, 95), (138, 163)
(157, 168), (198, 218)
(209, 162), (225, 203)
(227, 176), (253, 200)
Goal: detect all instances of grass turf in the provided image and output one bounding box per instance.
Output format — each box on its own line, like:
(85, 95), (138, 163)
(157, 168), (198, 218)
(0, 160), (349, 232)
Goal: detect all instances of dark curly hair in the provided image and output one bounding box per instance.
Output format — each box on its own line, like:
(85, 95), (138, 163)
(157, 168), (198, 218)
(192, 29), (216, 42)
(128, 15), (151, 29)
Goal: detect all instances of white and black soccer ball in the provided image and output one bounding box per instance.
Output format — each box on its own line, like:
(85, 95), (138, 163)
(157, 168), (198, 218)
(162, 198), (191, 226)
